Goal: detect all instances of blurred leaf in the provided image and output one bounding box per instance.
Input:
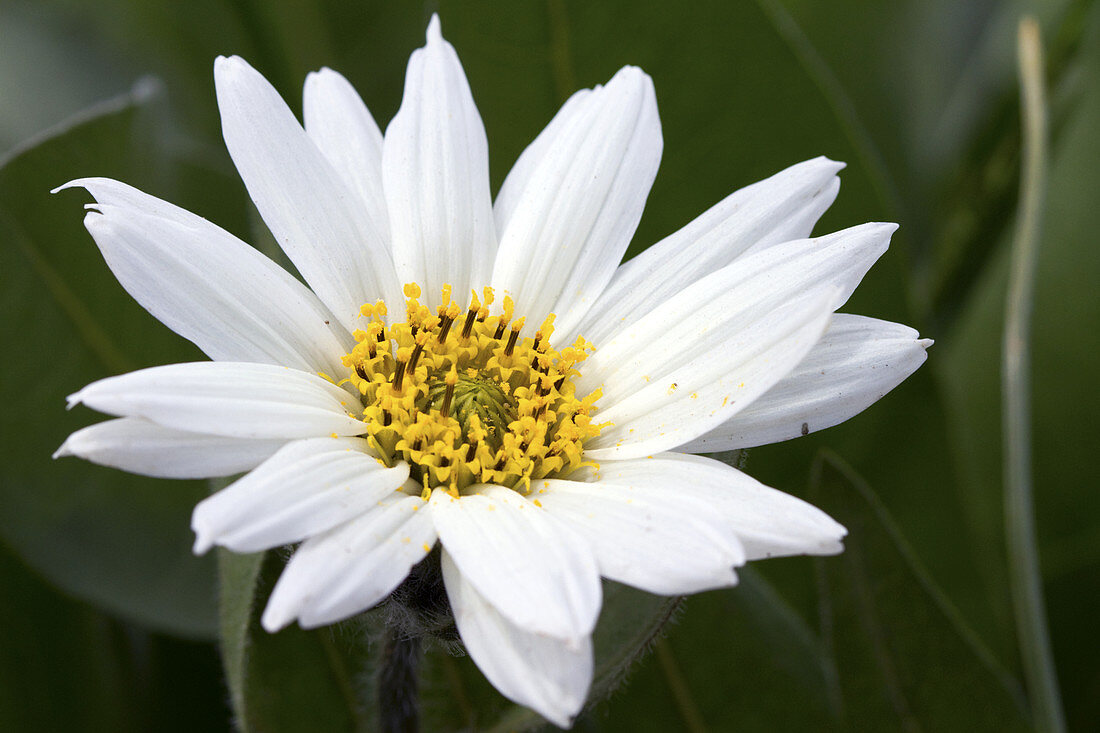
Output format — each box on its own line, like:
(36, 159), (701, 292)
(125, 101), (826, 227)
(218, 549), (364, 732)
(0, 540), (136, 731)
(0, 3), (132, 152)
(808, 451), (1029, 730)
(0, 81), (241, 638)
(594, 570), (838, 731)
(590, 451), (1030, 731)
(0, 539), (232, 731)
(932, 5), (1100, 727)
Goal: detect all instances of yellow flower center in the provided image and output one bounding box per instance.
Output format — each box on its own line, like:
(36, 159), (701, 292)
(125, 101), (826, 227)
(340, 283), (602, 498)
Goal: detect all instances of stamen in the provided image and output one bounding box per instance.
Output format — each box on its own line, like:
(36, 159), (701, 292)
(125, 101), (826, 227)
(393, 345), (412, 391)
(461, 309), (477, 339)
(440, 367), (458, 418)
(435, 312), (453, 343)
(408, 332), (429, 374)
(347, 282), (602, 495)
(504, 318), (525, 357)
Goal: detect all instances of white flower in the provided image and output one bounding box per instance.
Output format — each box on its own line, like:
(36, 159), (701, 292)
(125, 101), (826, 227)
(54, 15), (930, 729)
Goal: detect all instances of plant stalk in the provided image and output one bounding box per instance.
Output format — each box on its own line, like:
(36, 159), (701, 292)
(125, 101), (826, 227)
(1003, 17), (1065, 733)
(378, 627), (422, 733)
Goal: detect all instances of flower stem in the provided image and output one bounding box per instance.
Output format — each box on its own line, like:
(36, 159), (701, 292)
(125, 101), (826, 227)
(378, 627), (422, 733)
(1003, 17), (1065, 733)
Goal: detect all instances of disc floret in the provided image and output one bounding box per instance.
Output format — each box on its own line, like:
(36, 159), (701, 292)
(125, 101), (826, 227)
(342, 284), (602, 497)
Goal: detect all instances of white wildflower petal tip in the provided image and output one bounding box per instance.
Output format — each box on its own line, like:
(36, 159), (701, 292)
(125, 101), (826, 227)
(67, 362), (368, 439)
(262, 493), (434, 631)
(683, 315), (932, 451)
(429, 486), (601, 642)
(55, 178), (351, 377)
(303, 67), (389, 242)
(585, 286), (836, 459)
(191, 437), (409, 555)
(215, 54), (401, 327)
(492, 64), (662, 337)
(596, 453), (847, 560)
(383, 14), (496, 308)
(581, 221), (896, 457)
(53, 416), (285, 479)
(442, 551), (592, 728)
(573, 156), (844, 345)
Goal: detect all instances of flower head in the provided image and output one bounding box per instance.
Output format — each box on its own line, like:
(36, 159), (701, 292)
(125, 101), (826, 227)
(55, 15), (929, 728)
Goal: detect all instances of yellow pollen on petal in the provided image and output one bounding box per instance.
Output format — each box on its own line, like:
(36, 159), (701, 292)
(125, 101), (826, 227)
(343, 283), (603, 496)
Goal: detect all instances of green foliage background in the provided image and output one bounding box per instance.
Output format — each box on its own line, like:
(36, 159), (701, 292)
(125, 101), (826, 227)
(1, 0), (1097, 730)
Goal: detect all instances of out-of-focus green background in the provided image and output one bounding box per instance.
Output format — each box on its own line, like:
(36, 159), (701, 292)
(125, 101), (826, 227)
(2, 0), (1097, 730)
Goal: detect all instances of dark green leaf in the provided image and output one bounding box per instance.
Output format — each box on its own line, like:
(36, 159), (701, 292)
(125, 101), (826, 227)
(218, 549), (366, 732)
(807, 451), (1030, 730)
(0, 82), (234, 638)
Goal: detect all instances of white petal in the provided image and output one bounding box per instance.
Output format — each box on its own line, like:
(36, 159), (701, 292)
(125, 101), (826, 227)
(580, 223), (895, 458)
(215, 55), (401, 328)
(570, 157), (844, 346)
(191, 437), (409, 554)
(491, 65), (662, 338)
(584, 287), (835, 459)
(54, 178), (351, 376)
(382, 15), (496, 309)
(262, 492), (434, 631)
(429, 486), (601, 641)
(442, 551), (592, 728)
(303, 67), (389, 247)
(595, 453), (847, 560)
(682, 315), (932, 451)
(53, 416), (285, 479)
(492, 88), (592, 235)
(67, 361), (368, 439)
(535, 479), (743, 595)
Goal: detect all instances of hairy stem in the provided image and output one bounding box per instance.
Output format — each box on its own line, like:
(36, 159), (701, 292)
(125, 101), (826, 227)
(378, 628), (422, 733)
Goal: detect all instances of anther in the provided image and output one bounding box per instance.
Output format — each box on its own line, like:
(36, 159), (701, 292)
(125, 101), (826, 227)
(355, 365), (367, 380)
